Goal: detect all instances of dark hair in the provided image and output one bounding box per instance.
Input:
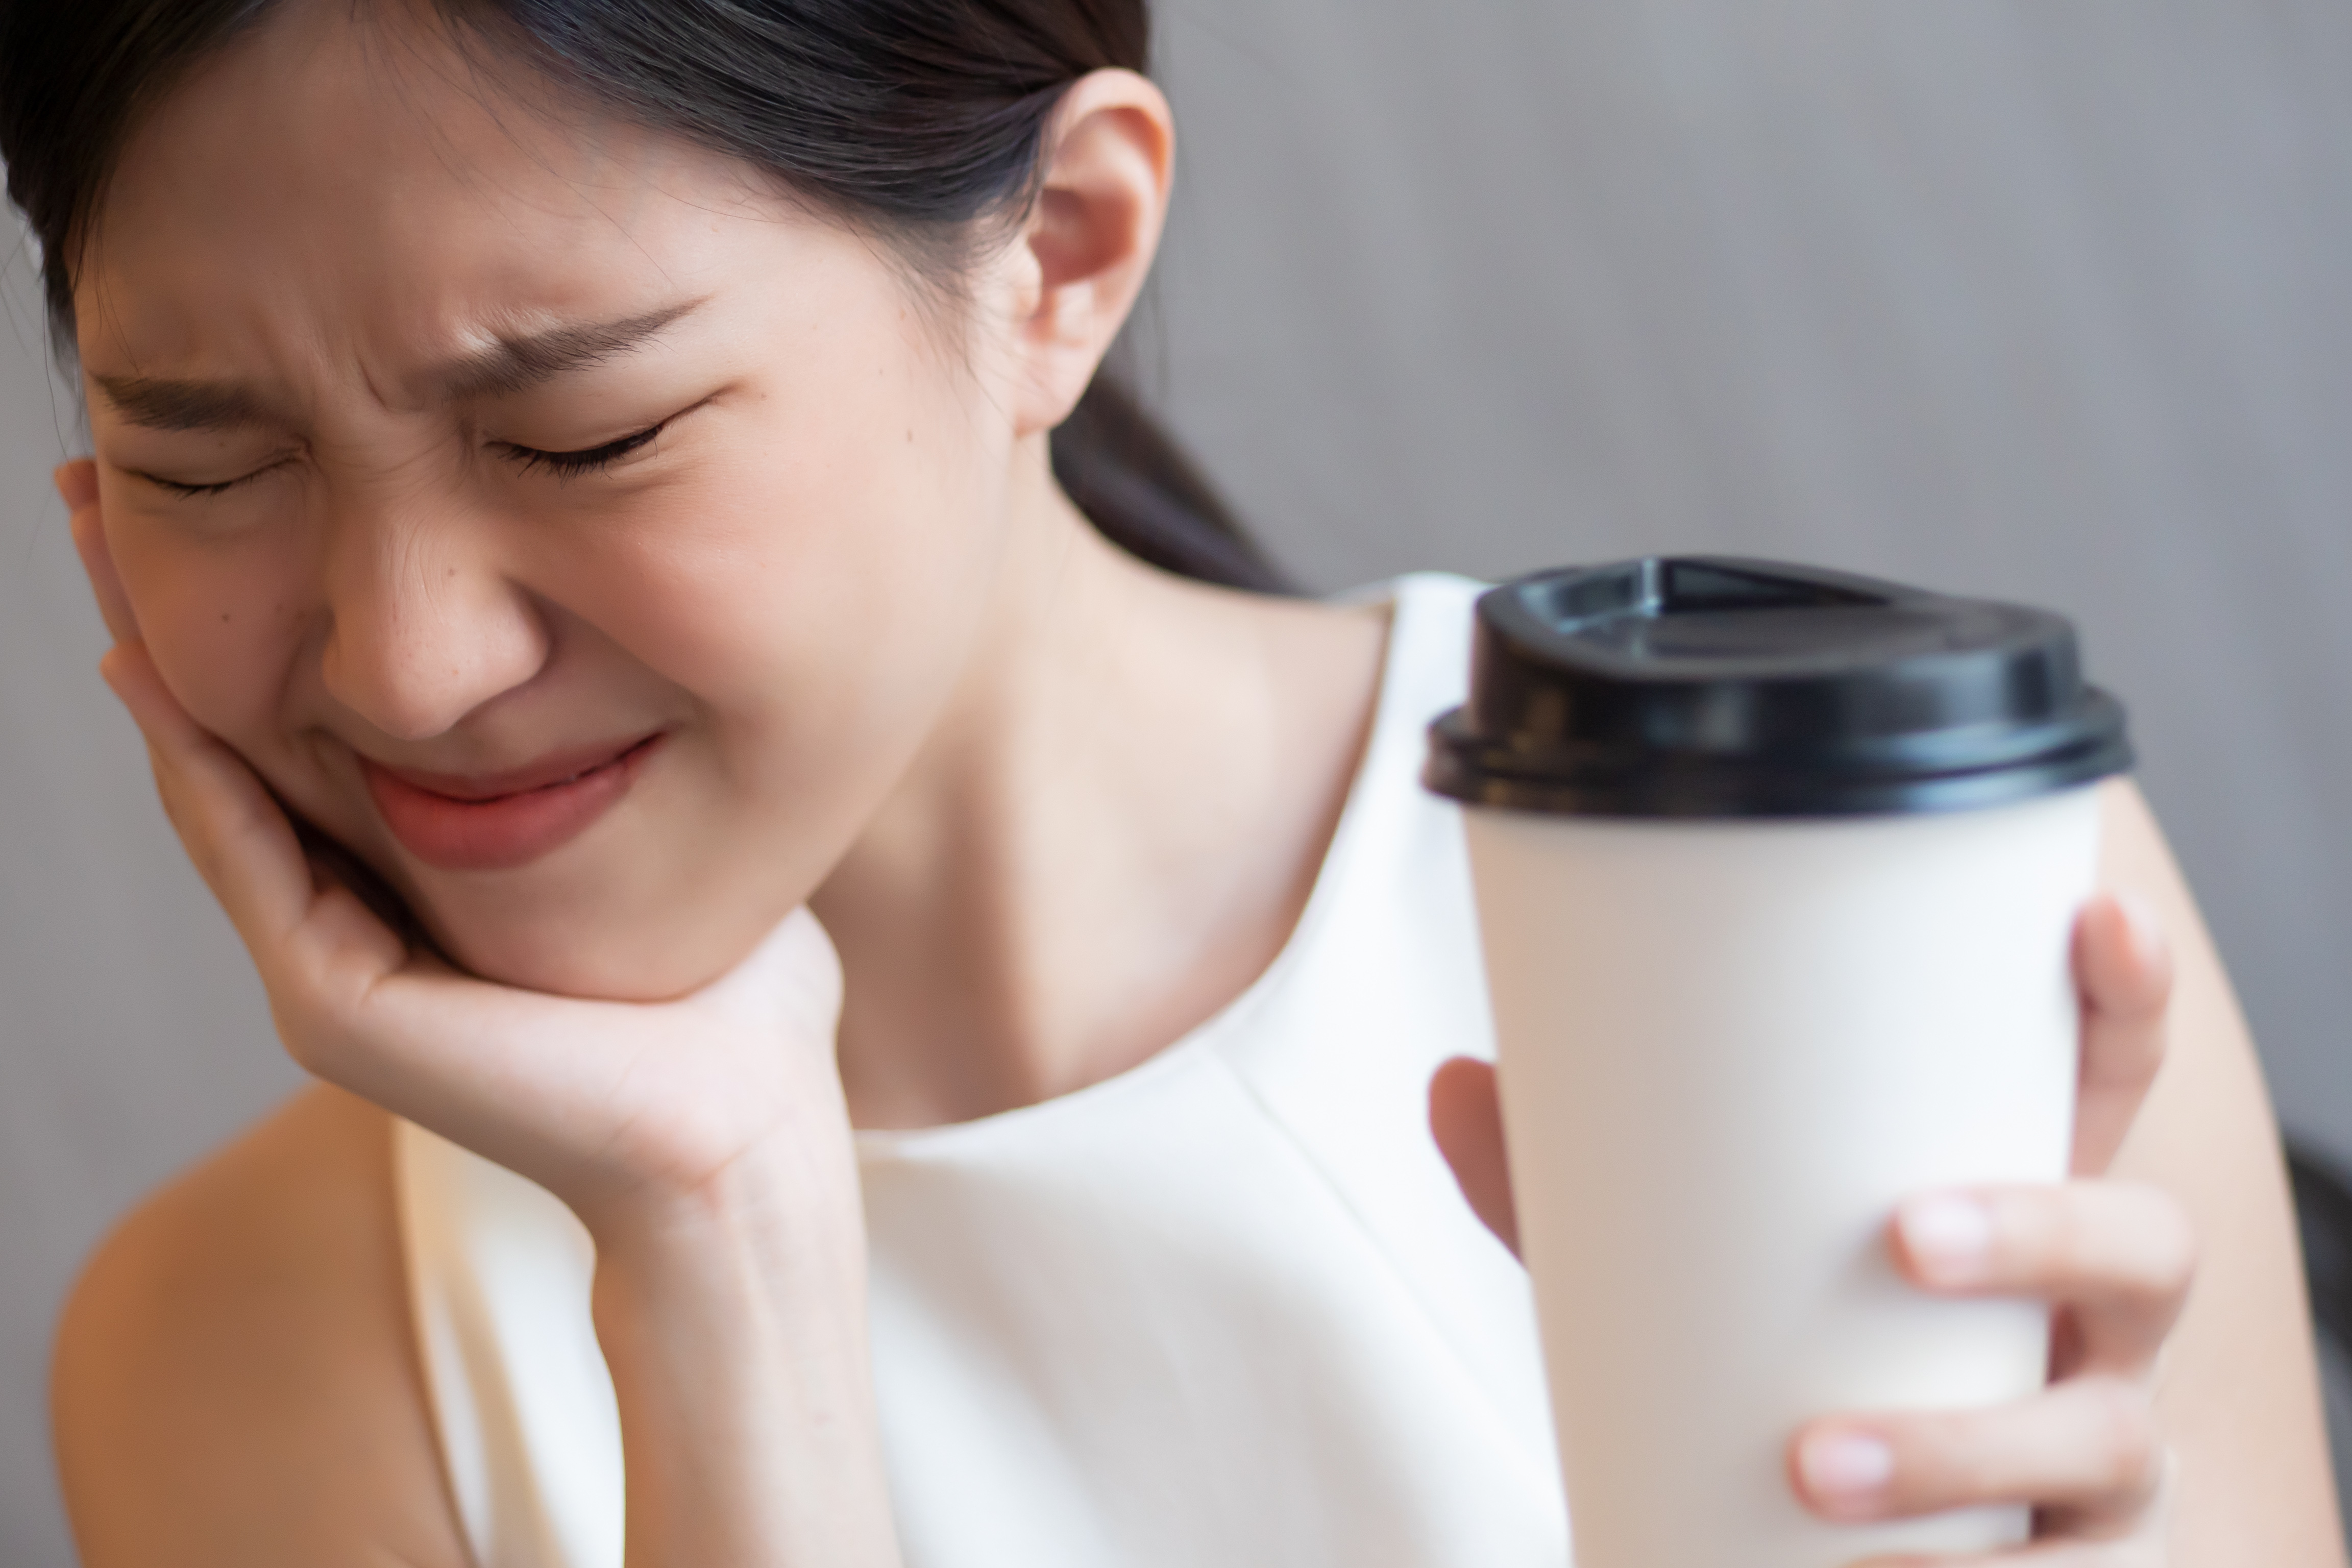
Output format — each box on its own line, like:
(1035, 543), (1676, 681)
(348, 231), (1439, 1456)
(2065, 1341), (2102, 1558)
(0, 0), (1285, 592)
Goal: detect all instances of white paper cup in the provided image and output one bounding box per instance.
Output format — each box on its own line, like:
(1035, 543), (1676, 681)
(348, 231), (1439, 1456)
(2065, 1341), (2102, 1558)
(1467, 791), (2097, 1564)
(1427, 558), (2132, 1568)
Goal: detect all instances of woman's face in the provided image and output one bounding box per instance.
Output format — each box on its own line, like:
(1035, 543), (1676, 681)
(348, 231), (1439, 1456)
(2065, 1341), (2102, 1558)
(76, 8), (1031, 997)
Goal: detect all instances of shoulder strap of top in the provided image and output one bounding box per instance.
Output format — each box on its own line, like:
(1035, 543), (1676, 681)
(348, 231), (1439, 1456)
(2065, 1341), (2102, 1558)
(1365, 571), (1485, 738)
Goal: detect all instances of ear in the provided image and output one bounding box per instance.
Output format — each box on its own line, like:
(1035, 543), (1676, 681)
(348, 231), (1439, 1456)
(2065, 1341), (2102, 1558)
(59, 457), (145, 648)
(1000, 69), (1174, 437)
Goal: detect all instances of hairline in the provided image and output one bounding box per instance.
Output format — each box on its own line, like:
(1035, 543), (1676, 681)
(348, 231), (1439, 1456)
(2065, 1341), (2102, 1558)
(56, 0), (1030, 380)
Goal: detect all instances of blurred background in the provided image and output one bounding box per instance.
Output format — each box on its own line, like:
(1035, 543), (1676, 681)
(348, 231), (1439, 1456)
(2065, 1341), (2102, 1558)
(4, 0), (2349, 1559)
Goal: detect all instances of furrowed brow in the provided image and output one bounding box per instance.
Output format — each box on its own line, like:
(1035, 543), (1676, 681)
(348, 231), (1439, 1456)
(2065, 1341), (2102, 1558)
(92, 376), (276, 433)
(87, 300), (703, 431)
(432, 300), (703, 402)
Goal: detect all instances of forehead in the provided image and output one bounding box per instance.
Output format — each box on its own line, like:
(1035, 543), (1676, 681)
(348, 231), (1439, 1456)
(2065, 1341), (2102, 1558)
(76, 2), (803, 379)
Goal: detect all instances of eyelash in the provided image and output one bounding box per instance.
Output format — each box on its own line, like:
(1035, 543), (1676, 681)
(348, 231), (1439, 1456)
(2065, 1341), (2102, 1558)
(148, 463), (283, 499)
(493, 421), (668, 480)
(140, 418), (672, 499)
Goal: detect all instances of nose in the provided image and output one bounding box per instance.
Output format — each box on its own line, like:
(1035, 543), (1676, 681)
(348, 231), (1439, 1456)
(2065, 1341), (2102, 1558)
(317, 500), (551, 743)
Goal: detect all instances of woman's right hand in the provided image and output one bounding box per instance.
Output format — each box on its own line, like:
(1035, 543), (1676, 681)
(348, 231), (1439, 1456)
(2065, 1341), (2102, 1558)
(64, 458), (903, 1566)
(61, 459), (855, 1236)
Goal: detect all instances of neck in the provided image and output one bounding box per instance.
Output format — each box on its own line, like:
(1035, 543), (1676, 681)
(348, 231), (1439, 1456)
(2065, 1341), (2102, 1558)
(812, 440), (1387, 1131)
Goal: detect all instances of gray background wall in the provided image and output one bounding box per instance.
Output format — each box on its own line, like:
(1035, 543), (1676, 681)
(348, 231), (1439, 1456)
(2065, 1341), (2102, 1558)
(4, 1), (2349, 1559)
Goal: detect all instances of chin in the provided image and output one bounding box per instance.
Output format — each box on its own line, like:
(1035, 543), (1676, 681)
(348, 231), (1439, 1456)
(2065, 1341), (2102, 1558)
(347, 764), (838, 1003)
(372, 800), (800, 1002)
(435, 907), (755, 1002)
(403, 852), (785, 1001)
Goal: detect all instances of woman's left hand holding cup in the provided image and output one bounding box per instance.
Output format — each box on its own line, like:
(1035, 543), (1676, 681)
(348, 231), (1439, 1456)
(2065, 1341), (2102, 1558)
(1433, 892), (2197, 1564)
(1786, 893), (2194, 1564)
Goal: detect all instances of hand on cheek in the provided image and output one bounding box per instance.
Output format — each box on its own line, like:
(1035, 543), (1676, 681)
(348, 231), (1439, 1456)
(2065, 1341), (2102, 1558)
(61, 450), (857, 1232)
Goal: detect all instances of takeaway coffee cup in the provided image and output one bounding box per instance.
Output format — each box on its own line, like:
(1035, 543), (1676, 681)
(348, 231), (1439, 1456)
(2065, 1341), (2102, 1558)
(1424, 558), (2133, 1568)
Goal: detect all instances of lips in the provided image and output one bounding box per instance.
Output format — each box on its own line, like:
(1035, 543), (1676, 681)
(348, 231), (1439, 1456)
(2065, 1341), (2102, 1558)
(360, 733), (665, 871)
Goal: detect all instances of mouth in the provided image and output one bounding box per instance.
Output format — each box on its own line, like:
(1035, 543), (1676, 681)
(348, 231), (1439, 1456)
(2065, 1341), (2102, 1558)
(359, 732), (667, 872)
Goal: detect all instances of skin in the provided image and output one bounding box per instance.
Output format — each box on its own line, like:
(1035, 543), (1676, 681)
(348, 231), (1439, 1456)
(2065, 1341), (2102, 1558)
(38, 4), (2344, 1564)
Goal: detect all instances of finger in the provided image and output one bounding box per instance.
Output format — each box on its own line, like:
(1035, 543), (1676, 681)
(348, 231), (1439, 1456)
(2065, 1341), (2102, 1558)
(1429, 1057), (1518, 1256)
(65, 479), (143, 648)
(1893, 1183), (2196, 1376)
(100, 641), (318, 949)
(692, 905), (846, 1042)
(2071, 892), (2171, 1176)
(1841, 1532), (2166, 1568)
(328, 970), (781, 1204)
(1792, 1376), (2165, 1531)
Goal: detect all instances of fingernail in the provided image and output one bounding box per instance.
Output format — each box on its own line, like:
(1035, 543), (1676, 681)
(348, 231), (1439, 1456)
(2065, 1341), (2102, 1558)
(1799, 1430), (1894, 1502)
(1900, 1194), (1993, 1284)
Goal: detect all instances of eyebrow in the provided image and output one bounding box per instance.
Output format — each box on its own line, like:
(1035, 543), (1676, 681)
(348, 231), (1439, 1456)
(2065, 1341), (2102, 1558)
(90, 376), (275, 433)
(89, 299), (704, 434)
(428, 299), (703, 402)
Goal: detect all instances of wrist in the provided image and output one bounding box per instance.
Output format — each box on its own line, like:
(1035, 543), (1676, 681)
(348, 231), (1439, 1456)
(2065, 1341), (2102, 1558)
(584, 1127), (869, 1300)
(582, 1134), (901, 1568)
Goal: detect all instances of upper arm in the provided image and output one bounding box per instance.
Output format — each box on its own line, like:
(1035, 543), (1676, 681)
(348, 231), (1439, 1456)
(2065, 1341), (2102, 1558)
(52, 1086), (471, 1568)
(2099, 779), (2347, 1565)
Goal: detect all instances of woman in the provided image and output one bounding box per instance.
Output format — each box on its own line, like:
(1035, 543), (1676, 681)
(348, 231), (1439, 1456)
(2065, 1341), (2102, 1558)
(5, 1), (2337, 1562)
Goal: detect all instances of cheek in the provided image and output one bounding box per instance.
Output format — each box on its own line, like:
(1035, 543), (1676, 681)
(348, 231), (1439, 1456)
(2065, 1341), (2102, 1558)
(409, 380), (1008, 991)
(101, 502), (314, 755)
(523, 340), (1009, 787)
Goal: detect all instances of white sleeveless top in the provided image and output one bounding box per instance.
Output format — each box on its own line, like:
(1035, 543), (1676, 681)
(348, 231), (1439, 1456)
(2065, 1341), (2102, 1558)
(394, 573), (1570, 1567)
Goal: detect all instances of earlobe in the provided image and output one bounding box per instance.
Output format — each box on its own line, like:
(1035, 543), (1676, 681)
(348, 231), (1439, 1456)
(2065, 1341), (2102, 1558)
(1007, 71), (1174, 435)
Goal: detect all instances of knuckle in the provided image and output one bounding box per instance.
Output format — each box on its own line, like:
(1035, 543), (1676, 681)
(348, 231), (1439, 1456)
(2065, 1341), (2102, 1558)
(2081, 1379), (2164, 1498)
(2048, 1187), (2094, 1272)
(265, 986), (351, 1080)
(2014, 1181), (2199, 1308)
(270, 1010), (332, 1075)
(2098, 1181), (2198, 1303)
(2141, 1192), (2200, 1298)
(1895, 1408), (2002, 1506)
(1992, 1185), (2072, 1280)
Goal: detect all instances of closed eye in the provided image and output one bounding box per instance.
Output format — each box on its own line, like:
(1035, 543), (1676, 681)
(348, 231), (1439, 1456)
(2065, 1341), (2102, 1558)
(135, 456), (295, 498)
(492, 420), (667, 479)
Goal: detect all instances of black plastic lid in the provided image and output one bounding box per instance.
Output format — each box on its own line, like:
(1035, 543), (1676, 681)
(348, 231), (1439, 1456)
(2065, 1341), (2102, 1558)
(1424, 557), (2132, 818)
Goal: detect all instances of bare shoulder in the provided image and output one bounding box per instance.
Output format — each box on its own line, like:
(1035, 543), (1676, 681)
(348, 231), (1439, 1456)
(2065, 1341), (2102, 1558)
(2097, 779), (2348, 1565)
(51, 1084), (469, 1568)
